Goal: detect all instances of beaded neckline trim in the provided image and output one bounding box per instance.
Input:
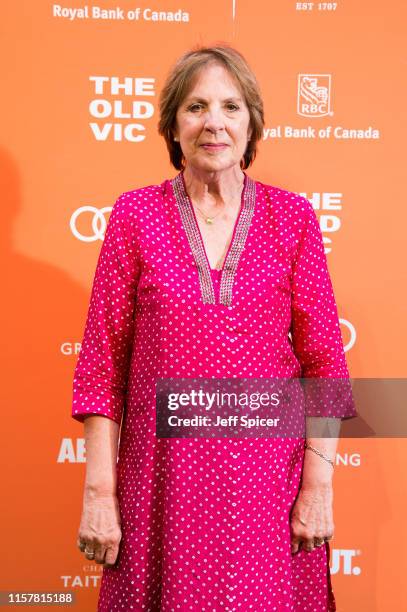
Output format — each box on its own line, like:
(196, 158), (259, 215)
(171, 171), (256, 306)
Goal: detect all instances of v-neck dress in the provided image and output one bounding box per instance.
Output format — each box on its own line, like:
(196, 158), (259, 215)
(72, 169), (355, 611)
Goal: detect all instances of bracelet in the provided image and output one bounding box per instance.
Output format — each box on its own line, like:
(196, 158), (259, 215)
(304, 442), (334, 468)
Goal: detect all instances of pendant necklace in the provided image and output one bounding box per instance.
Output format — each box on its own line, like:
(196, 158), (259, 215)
(194, 205), (223, 225)
(192, 181), (244, 225)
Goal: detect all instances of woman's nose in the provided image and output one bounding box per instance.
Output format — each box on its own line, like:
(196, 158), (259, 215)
(203, 107), (225, 131)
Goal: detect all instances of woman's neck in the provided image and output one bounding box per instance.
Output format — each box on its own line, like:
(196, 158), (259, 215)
(182, 164), (245, 206)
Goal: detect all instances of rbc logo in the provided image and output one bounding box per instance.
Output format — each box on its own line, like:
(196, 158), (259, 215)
(330, 549), (361, 575)
(297, 74), (332, 117)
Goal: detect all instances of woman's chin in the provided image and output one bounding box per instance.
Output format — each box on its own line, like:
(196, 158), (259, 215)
(187, 156), (238, 173)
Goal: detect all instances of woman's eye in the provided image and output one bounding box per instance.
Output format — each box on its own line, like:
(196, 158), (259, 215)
(187, 103), (240, 112)
(188, 104), (203, 112)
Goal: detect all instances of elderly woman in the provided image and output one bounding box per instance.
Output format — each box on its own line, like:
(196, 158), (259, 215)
(72, 45), (355, 611)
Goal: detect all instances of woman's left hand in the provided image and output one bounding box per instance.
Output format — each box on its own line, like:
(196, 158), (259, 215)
(290, 483), (334, 554)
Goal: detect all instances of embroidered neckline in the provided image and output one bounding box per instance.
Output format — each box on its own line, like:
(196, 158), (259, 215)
(171, 171), (256, 306)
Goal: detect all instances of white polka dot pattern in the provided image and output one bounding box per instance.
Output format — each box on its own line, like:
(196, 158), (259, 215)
(72, 170), (353, 610)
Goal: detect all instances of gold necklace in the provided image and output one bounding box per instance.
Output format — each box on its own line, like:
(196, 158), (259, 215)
(194, 205), (223, 225)
(192, 181), (244, 225)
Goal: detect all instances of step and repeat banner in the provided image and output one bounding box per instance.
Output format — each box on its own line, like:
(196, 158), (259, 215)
(2, 1), (406, 610)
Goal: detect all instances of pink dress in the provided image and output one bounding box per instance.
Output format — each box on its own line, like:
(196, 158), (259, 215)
(72, 170), (354, 611)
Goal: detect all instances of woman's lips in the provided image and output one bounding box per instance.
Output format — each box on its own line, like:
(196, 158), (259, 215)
(200, 144), (229, 150)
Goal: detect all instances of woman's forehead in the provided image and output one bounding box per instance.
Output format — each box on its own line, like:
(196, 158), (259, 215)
(181, 64), (243, 102)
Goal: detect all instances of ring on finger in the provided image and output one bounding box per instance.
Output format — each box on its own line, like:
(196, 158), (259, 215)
(314, 538), (325, 547)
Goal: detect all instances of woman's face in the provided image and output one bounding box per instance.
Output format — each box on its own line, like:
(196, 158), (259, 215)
(173, 62), (252, 173)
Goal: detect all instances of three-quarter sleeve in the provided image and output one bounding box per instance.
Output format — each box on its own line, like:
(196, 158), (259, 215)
(72, 194), (141, 425)
(290, 197), (356, 418)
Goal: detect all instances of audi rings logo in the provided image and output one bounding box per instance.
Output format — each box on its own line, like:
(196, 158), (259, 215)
(70, 206), (112, 242)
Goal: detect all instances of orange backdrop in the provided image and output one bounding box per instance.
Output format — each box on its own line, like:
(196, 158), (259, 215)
(1, 1), (406, 610)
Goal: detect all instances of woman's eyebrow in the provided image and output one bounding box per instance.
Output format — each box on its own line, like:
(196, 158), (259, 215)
(184, 96), (243, 103)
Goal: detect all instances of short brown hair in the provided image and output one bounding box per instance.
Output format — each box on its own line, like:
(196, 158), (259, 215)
(157, 44), (265, 170)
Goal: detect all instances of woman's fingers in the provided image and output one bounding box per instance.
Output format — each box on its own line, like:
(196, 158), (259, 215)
(290, 531), (302, 554)
(96, 528), (122, 566)
(77, 536), (86, 552)
(77, 526), (122, 567)
(314, 536), (326, 548)
(93, 540), (108, 564)
(291, 526), (331, 554)
(77, 536), (97, 558)
(291, 518), (335, 554)
(303, 536), (316, 552)
(291, 536), (317, 553)
(103, 542), (121, 568)
(290, 513), (313, 553)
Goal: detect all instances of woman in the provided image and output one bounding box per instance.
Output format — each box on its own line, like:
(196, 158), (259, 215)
(72, 45), (355, 610)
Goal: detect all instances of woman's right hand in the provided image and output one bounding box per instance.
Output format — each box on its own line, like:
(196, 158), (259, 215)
(77, 490), (122, 568)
